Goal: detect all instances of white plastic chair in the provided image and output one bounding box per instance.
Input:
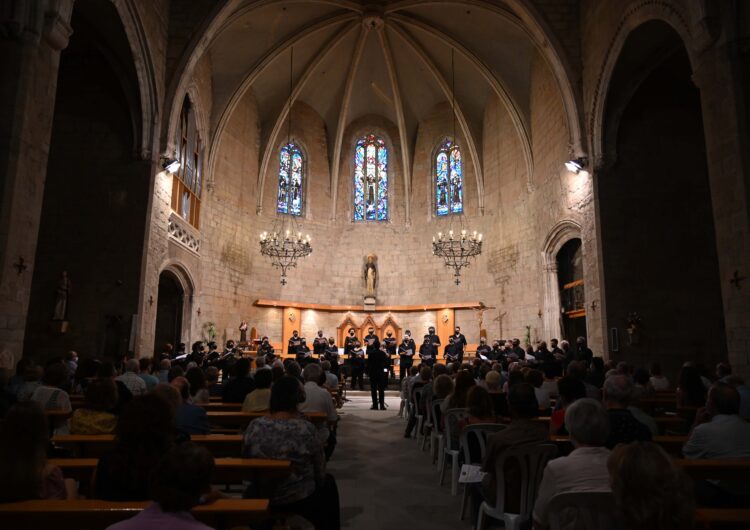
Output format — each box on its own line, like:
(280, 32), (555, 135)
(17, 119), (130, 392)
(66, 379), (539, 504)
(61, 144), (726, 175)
(431, 398), (444, 465)
(438, 408), (468, 495)
(476, 444), (557, 530)
(458, 423), (506, 520)
(547, 491), (615, 530)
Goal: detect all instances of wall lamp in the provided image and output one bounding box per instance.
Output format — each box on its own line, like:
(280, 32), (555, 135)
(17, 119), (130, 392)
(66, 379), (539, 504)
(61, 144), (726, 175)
(564, 157), (587, 173)
(161, 157), (181, 174)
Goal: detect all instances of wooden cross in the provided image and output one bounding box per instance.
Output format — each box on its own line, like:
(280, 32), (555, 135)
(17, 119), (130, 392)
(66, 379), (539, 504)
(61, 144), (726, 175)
(730, 270), (745, 290)
(493, 311), (507, 339)
(12, 257), (27, 275)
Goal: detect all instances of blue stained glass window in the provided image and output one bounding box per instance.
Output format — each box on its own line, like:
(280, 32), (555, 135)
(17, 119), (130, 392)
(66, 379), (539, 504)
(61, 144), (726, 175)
(435, 140), (463, 216)
(354, 135), (388, 221)
(277, 143), (304, 216)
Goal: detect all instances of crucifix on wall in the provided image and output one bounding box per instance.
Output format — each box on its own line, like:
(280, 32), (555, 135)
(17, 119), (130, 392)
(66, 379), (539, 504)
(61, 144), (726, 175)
(493, 310), (507, 340)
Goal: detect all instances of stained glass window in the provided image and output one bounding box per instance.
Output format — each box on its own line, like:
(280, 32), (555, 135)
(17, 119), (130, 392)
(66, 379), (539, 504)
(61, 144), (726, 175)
(435, 139), (463, 216)
(277, 143), (304, 216)
(354, 134), (388, 221)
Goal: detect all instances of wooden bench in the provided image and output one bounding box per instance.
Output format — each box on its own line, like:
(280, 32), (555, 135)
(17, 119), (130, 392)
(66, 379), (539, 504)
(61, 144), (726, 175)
(550, 435), (689, 455)
(52, 457), (291, 491)
(695, 508), (750, 527)
(0, 498), (269, 530)
(52, 434), (244, 458)
(675, 459), (750, 480)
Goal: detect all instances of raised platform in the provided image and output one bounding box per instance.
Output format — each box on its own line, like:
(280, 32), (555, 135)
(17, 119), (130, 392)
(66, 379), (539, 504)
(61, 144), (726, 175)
(254, 299), (485, 312)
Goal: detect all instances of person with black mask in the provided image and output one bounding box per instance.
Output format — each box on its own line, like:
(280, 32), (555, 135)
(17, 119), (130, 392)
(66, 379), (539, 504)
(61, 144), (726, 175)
(383, 331), (397, 379)
(313, 330), (328, 360)
(452, 326), (467, 363)
(323, 338), (340, 376)
(258, 336), (276, 363)
(367, 343), (389, 410)
(425, 326), (441, 349)
(348, 340), (365, 390)
(398, 331), (416, 380)
(476, 337), (492, 360)
(419, 335), (436, 368)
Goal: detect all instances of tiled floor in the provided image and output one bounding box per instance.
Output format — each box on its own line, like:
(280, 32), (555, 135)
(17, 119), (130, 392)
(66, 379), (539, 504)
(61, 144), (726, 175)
(327, 391), (473, 530)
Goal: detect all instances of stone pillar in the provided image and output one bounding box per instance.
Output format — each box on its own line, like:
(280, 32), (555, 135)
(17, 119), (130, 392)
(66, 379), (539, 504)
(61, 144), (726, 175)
(0, 0), (73, 364)
(692, 38), (750, 380)
(542, 262), (563, 342)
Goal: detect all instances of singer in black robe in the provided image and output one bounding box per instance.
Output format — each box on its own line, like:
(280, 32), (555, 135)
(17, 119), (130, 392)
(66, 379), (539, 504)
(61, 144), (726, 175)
(398, 333), (416, 379)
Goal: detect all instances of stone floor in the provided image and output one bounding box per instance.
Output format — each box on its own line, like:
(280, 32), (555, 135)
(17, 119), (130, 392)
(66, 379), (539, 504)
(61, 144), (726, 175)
(327, 390), (474, 530)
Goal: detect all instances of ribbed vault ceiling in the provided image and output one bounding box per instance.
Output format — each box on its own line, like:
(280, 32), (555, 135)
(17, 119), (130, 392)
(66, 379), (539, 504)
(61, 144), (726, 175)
(206, 1), (562, 213)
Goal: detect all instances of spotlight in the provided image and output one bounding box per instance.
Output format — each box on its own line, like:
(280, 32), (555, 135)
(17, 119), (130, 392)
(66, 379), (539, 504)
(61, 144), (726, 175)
(161, 157), (181, 174)
(565, 157), (587, 173)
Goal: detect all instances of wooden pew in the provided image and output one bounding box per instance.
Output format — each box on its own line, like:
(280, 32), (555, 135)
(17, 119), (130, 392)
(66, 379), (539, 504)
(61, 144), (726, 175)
(675, 459), (750, 481)
(0, 498), (269, 530)
(550, 435), (689, 455)
(52, 457), (291, 491)
(52, 434), (244, 458)
(695, 508), (750, 527)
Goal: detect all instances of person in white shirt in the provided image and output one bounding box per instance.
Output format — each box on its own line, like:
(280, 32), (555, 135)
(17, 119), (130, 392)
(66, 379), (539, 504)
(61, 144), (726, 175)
(648, 361), (670, 391)
(321, 361), (339, 390)
(298, 363), (338, 458)
(533, 398), (612, 530)
(116, 359), (147, 396)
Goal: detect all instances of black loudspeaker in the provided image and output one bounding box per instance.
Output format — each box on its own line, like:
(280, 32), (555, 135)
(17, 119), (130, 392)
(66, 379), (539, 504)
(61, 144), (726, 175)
(610, 328), (619, 352)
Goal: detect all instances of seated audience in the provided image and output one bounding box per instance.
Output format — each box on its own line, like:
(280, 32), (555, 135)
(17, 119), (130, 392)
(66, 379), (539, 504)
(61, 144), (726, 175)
(6, 358), (31, 401)
(632, 367), (654, 400)
(98, 361), (133, 414)
(242, 368), (272, 412)
(137, 358), (159, 392)
(157, 359), (171, 383)
(533, 398), (611, 530)
(441, 369), (475, 413)
(677, 363), (707, 408)
(549, 376), (586, 435)
(405, 366), (433, 438)
(0, 402), (77, 501)
(649, 361), (670, 391)
(463, 386), (497, 425)
(254, 355), (270, 373)
(222, 358), (256, 403)
(603, 374), (652, 448)
(205, 366), (223, 397)
(70, 378), (119, 434)
(321, 360), (339, 390)
(171, 376), (210, 435)
(566, 361), (600, 399)
(432, 374), (454, 401)
(243, 376), (340, 530)
(485, 370), (508, 417)
(116, 359), (147, 396)
(105, 443), (217, 530)
(30, 361), (71, 435)
(167, 365), (185, 383)
(475, 383), (547, 520)
(608, 442), (694, 530)
(95, 395), (175, 501)
(299, 363), (338, 459)
(525, 369), (550, 411)
(683, 382), (750, 504)
(16, 363), (42, 402)
(185, 366), (209, 404)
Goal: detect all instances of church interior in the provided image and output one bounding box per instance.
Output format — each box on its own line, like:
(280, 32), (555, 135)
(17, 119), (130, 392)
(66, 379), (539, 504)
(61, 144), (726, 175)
(1, 0), (749, 529)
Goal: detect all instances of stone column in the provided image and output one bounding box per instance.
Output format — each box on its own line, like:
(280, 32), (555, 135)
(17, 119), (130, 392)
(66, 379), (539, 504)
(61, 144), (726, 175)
(542, 262), (563, 342)
(0, 0), (73, 364)
(692, 36), (750, 379)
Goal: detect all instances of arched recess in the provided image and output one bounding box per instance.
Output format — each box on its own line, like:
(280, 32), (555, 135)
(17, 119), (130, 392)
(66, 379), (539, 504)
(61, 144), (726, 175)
(111, 0), (160, 159)
(597, 20), (725, 373)
(541, 220), (582, 342)
(154, 262), (196, 353)
(589, 2), (695, 167)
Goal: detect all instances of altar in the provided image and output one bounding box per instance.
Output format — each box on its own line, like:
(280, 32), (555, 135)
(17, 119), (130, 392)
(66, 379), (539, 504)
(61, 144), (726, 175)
(253, 299), (486, 357)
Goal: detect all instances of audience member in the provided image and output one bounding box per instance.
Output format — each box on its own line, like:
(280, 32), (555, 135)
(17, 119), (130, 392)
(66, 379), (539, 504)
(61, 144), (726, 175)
(167, 365), (185, 383)
(649, 361), (670, 391)
(442, 369), (475, 412)
(70, 378), (118, 434)
(677, 363), (707, 407)
(106, 443), (217, 530)
(485, 370), (508, 417)
(476, 383), (547, 519)
(243, 376), (340, 529)
(683, 382), (750, 504)
(222, 358), (255, 403)
(525, 369), (550, 411)
(97, 362), (133, 415)
(157, 359), (171, 383)
(549, 376), (586, 435)
(608, 442), (694, 530)
(171, 376), (210, 435)
(185, 366), (209, 404)
(533, 398), (611, 530)
(16, 363), (43, 402)
(0, 402), (76, 501)
(405, 366), (432, 438)
(463, 386), (497, 425)
(205, 366), (223, 397)
(321, 360), (339, 390)
(116, 359), (147, 396)
(299, 363), (338, 458)
(603, 374), (652, 448)
(137, 358), (159, 392)
(29, 361), (71, 434)
(242, 368), (272, 412)
(632, 367), (654, 400)
(95, 395), (175, 501)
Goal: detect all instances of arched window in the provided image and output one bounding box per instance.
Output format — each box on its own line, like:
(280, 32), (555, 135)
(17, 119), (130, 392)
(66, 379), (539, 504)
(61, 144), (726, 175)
(435, 139), (463, 216)
(171, 97), (203, 228)
(354, 134), (388, 221)
(277, 143), (304, 216)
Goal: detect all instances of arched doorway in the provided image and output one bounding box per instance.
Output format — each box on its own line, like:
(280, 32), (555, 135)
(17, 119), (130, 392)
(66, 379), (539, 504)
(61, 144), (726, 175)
(153, 271), (184, 354)
(557, 239), (586, 342)
(598, 21), (726, 372)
